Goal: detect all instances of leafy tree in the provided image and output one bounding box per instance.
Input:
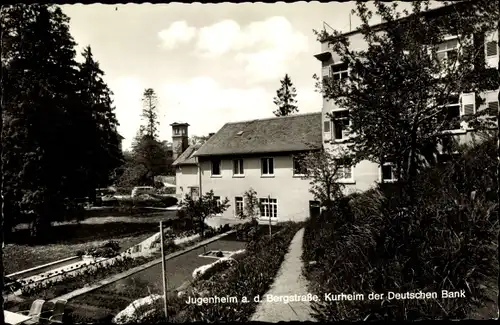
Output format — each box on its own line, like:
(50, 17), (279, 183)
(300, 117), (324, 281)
(241, 188), (261, 221)
(298, 147), (350, 208)
(179, 190), (230, 237)
(314, 0), (498, 199)
(273, 74), (299, 117)
(189, 135), (210, 146)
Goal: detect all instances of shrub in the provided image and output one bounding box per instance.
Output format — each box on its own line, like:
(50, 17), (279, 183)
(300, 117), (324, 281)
(235, 219), (259, 241)
(303, 137), (498, 321)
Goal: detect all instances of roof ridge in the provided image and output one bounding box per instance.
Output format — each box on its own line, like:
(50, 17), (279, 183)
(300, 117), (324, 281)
(224, 111), (321, 126)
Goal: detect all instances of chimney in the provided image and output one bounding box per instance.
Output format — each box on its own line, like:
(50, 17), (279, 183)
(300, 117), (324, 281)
(170, 122), (190, 160)
(208, 132), (215, 138)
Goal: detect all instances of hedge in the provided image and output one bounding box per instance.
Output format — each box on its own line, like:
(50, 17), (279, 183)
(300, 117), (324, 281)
(302, 135), (498, 321)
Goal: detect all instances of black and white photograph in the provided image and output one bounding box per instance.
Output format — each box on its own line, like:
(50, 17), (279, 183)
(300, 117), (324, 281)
(0, 0), (499, 323)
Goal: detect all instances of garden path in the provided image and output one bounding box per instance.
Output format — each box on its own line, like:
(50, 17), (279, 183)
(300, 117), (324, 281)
(250, 228), (316, 322)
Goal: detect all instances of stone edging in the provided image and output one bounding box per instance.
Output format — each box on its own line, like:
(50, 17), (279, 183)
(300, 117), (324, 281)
(6, 256), (81, 278)
(49, 230), (236, 303)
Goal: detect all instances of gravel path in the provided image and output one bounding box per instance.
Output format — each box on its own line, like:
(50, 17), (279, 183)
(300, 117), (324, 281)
(251, 228), (316, 322)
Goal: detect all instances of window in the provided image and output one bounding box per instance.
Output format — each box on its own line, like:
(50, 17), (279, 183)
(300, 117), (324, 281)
(488, 101), (499, 111)
(336, 159), (353, 180)
(259, 198), (278, 218)
(233, 159), (244, 176)
(332, 110), (350, 140)
(235, 197), (244, 215)
(323, 120), (331, 133)
(211, 159), (221, 176)
(189, 187), (199, 198)
(436, 95), (461, 130)
(214, 196), (221, 208)
(486, 40), (498, 57)
(330, 62), (349, 81)
(261, 158), (274, 176)
(293, 156), (307, 176)
(435, 38), (459, 67)
(381, 163), (397, 182)
(174, 128), (180, 135)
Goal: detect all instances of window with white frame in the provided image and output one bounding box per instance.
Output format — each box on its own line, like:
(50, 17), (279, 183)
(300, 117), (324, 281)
(211, 159), (221, 176)
(332, 110), (350, 140)
(233, 159), (244, 176)
(381, 162), (397, 182)
(434, 38), (459, 67)
(436, 95), (461, 130)
(259, 198), (278, 218)
(330, 62), (349, 81)
(235, 197), (244, 216)
(214, 196), (221, 208)
(189, 187), (199, 198)
(261, 158), (274, 175)
(293, 156), (307, 176)
(336, 159), (353, 180)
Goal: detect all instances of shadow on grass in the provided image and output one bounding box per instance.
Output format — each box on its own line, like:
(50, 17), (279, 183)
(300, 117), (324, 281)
(6, 222), (161, 245)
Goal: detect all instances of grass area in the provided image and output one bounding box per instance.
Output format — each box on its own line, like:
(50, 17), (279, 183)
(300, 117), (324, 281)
(4, 232), (155, 275)
(4, 208), (178, 274)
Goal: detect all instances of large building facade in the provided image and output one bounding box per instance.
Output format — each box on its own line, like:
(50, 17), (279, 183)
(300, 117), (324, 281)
(173, 113), (322, 223)
(314, 3), (499, 194)
(173, 2), (498, 222)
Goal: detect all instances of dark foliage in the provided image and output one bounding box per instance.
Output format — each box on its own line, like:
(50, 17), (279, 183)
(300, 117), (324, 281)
(303, 136), (498, 321)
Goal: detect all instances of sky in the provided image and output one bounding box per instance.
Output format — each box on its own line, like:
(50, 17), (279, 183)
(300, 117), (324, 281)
(60, 1), (421, 150)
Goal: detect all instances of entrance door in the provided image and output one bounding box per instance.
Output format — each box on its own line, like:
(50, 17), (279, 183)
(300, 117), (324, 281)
(309, 200), (321, 219)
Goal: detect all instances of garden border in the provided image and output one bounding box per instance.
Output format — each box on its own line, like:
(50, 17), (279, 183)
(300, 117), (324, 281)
(49, 229), (236, 303)
(6, 256), (80, 279)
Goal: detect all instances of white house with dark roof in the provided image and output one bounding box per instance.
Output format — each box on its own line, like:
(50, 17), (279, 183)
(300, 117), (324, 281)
(187, 112), (323, 223)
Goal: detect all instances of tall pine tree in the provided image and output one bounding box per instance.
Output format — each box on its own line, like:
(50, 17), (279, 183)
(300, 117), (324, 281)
(119, 88), (169, 187)
(76, 45), (123, 200)
(273, 74), (299, 117)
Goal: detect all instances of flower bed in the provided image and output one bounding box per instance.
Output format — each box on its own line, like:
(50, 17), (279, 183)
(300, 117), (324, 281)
(140, 221), (302, 323)
(192, 250), (246, 281)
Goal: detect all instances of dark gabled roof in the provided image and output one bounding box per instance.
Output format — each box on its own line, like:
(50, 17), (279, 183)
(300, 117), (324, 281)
(193, 112), (322, 157)
(172, 144), (201, 166)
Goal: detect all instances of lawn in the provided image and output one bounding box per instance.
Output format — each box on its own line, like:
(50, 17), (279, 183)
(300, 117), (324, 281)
(5, 209), (178, 275)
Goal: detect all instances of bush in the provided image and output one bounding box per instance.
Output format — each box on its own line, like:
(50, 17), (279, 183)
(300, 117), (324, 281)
(116, 195), (178, 208)
(303, 136), (498, 321)
(235, 219), (259, 241)
(165, 222), (302, 322)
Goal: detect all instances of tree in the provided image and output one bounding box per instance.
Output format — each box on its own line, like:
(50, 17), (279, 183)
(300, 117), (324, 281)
(273, 74), (299, 117)
(241, 188), (261, 221)
(75, 45), (123, 200)
(189, 135), (210, 147)
(315, 0), (498, 200)
(141, 88), (159, 139)
(120, 88), (169, 186)
(298, 147), (350, 208)
(179, 190), (230, 237)
(1, 4), (84, 237)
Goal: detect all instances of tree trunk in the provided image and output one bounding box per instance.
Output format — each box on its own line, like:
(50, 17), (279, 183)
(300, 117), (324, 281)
(0, 18), (5, 324)
(406, 129), (419, 204)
